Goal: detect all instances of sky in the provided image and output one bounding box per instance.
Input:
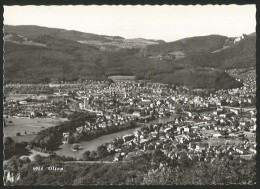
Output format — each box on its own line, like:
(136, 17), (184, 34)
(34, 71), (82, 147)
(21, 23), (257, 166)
(4, 5), (256, 42)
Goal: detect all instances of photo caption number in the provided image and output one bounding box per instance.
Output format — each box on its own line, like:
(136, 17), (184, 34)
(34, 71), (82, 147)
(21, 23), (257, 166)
(33, 166), (44, 171)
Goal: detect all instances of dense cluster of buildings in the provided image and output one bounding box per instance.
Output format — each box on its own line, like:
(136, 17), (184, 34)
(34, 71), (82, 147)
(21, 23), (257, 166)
(4, 69), (256, 164)
(105, 109), (256, 162)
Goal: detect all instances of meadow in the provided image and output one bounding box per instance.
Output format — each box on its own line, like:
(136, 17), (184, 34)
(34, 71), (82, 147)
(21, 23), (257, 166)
(4, 116), (67, 142)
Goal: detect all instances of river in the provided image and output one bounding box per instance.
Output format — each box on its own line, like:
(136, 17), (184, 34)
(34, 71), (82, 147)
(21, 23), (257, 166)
(54, 114), (177, 159)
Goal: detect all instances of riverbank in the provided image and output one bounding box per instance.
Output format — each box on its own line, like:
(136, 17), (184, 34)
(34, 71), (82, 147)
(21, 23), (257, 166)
(8, 114), (177, 161)
(54, 114), (177, 159)
(55, 126), (142, 159)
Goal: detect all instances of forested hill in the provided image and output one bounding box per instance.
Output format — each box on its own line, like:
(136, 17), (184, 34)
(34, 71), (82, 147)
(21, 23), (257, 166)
(4, 25), (255, 89)
(141, 34), (256, 69)
(4, 25), (124, 42)
(143, 35), (228, 57)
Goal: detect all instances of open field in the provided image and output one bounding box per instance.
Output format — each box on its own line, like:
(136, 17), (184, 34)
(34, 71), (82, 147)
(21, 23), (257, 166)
(108, 75), (135, 82)
(4, 116), (67, 141)
(4, 93), (51, 101)
(5, 94), (35, 101)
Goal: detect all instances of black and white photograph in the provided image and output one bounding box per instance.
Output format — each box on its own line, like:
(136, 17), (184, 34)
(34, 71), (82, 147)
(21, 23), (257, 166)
(3, 4), (257, 185)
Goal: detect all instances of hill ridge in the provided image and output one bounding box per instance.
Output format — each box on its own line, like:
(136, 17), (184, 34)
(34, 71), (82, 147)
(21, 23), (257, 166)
(4, 25), (255, 89)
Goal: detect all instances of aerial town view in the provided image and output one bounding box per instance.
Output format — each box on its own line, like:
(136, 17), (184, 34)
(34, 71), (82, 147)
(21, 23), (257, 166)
(3, 5), (257, 185)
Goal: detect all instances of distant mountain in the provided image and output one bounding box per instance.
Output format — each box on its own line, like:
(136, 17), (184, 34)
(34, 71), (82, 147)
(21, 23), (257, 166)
(4, 25), (254, 89)
(5, 25), (164, 51)
(5, 25), (119, 42)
